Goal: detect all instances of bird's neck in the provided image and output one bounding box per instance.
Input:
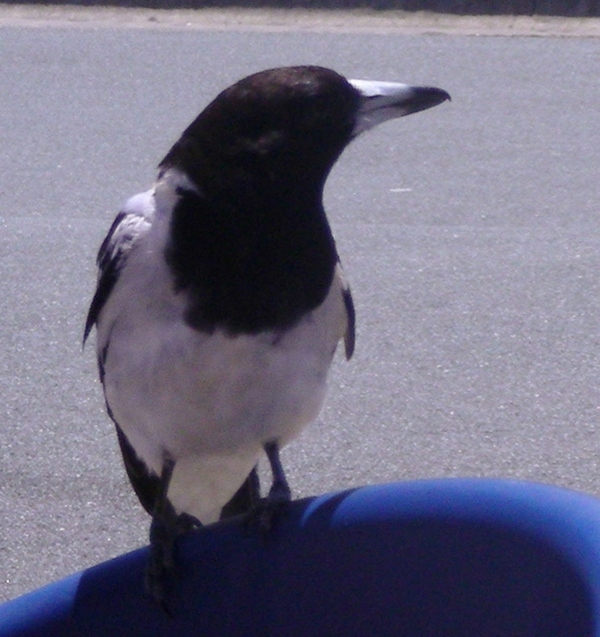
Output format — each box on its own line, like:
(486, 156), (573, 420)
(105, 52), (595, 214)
(161, 168), (338, 335)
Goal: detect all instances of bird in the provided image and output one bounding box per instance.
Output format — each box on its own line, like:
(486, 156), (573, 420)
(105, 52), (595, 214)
(84, 65), (450, 606)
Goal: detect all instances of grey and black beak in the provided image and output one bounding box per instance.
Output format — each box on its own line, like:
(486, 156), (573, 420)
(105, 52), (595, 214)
(349, 79), (451, 137)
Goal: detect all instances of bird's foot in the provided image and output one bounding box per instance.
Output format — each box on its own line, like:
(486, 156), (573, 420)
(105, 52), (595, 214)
(144, 457), (204, 615)
(146, 512), (177, 616)
(145, 509), (202, 616)
(176, 512), (202, 533)
(251, 488), (291, 539)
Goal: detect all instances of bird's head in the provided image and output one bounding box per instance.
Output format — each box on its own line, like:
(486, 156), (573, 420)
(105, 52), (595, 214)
(159, 66), (450, 194)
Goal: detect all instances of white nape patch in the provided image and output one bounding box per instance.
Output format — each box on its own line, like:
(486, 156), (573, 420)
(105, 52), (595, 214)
(122, 189), (155, 218)
(141, 167), (203, 254)
(153, 167), (200, 220)
(162, 167), (200, 195)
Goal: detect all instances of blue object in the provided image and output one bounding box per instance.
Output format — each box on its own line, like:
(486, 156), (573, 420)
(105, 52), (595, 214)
(3, 479), (600, 636)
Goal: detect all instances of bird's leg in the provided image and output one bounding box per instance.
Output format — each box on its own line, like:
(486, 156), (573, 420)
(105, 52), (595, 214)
(145, 456), (181, 615)
(264, 441), (291, 505)
(249, 441), (291, 537)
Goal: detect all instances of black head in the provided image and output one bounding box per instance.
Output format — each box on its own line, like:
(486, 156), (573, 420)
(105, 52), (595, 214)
(160, 66), (362, 195)
(160, 65), (449, 198)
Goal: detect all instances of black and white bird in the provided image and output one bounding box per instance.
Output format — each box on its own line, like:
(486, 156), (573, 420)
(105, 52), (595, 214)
(84, 65), (449, 602)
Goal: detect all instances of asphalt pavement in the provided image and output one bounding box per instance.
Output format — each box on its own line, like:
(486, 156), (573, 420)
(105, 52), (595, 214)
(2, 12), (600, 602)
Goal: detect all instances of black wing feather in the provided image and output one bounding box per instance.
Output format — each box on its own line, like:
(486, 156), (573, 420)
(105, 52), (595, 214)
(115, 424), (161, 516)
(219, 467), (261, 520)
(343, 284), (355, 360)
(84, 198), (160, 514)
(84, 205), (153, 344)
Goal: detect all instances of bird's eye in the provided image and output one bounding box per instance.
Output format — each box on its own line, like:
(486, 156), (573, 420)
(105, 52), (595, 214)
(251, 129), (287, 155)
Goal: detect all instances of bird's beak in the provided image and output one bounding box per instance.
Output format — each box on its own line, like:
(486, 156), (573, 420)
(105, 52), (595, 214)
(349, 79), (451, 137)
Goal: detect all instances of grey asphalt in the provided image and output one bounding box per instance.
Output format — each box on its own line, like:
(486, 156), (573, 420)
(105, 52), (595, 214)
(2, 16), (600, 603)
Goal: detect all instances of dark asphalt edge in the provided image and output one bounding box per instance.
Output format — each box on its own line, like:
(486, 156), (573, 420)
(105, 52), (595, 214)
(1, 0), (600, 17)
(2, 4), (600, 37)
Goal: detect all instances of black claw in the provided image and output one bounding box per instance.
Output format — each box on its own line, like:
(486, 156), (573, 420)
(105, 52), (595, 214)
(176, 512), (202, 533)
(245, 497), (286, 541)
(145, 541), (174, 618)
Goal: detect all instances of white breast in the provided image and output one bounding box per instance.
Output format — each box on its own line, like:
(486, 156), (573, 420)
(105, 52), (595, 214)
(97, 235), (348, 523)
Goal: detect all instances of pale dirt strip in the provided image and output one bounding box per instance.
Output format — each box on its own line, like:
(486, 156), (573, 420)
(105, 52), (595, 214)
(1, 4), (600, 36)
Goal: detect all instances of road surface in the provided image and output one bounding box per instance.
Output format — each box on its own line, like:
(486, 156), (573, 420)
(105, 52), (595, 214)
(1, 8), (600, 601)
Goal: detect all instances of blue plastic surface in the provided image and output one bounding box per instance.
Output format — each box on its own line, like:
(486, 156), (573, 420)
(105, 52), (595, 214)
(2, 479), (600, 636)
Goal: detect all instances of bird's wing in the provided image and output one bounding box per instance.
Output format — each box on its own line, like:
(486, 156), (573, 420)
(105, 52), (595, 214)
(83, 190), (154, 344)
(84, 191), (160, 516)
